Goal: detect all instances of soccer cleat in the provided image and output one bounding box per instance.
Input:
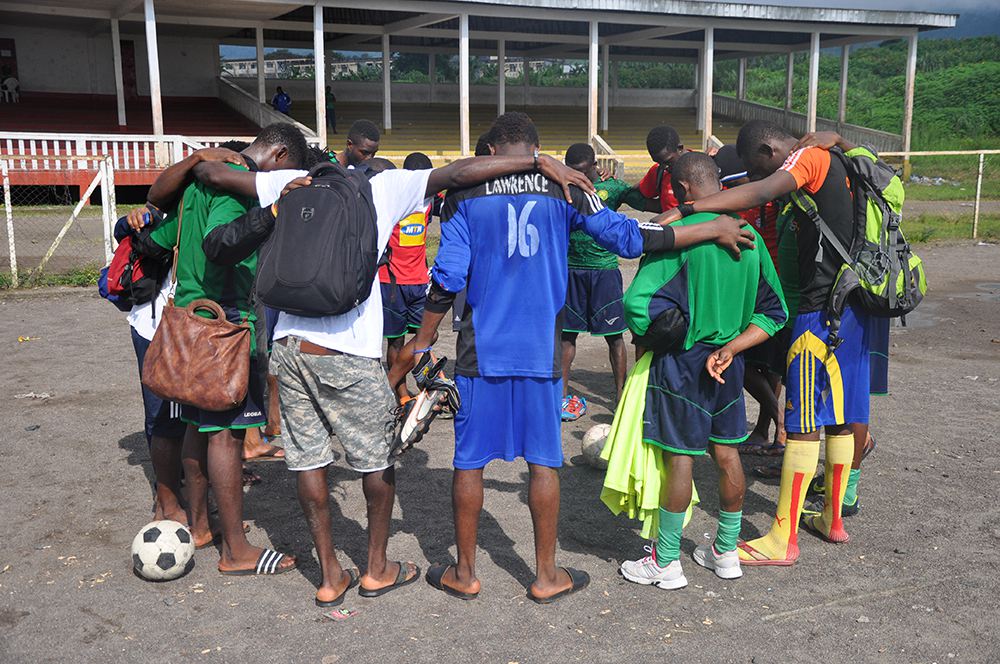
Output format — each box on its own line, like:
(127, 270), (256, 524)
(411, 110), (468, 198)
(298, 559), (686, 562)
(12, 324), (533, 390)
(620, 551), (687, 590)
(808, 495), (860, 518)
(561, 394), (588, 422)
(390, 354), (460, 459)
(693, 544), (743, 580)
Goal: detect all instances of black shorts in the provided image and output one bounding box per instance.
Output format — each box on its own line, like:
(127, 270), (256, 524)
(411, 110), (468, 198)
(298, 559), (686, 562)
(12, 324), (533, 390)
(744, 330), (788, 378)
(180, 357), (266, 433)
(563, 268), (626, 336)
(643, 343), (748, 455)
(381, 282), (428, 338)
(131, 328), (186, 441)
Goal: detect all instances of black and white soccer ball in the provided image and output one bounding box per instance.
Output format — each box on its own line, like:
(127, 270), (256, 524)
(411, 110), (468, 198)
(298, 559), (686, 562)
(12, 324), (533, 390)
(131, 520), (195, 581)
(581, 423), (612, 470)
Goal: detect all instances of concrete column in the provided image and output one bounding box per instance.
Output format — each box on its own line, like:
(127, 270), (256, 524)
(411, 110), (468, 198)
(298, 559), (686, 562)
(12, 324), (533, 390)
(428, 52), (436, 102)
(837, 45), (850, 127)
(497, 39), (505, 116)
(523, 55), (529, 105)
(459, 14), (470, 155)
(382, 33), (391, 133)
(587, 21), (598, 142)
(600, 44), (609, 133)
(784, 52), (794, 114)
(695, 44), (703, 131)
(110, 18), (126, 126)
(702, 27), (714, 150)
(902, 32), (918, 175)
(737, 57), (746, 101)
(143, 0), (164, 141)
(256, 26), (265, 103)
(807, 32), (820, 133)
(314, 5), (327, 146)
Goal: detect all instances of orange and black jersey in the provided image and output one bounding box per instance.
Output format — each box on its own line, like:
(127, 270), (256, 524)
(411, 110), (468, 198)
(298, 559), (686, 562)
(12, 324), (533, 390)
(779, 147), (855, 314)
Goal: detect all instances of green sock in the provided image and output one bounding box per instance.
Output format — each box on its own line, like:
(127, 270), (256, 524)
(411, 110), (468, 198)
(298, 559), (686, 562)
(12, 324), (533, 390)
(655, 509), (686, 567)
(715, 510), (742, 553)
(843, 468), (861, 506)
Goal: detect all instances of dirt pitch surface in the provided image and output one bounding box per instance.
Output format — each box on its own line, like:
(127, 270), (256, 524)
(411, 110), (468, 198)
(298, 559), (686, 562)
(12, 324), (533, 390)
(1, 242), (999, 664)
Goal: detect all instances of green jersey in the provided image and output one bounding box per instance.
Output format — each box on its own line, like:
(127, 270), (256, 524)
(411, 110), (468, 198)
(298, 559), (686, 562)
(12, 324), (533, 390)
(624, 213), (788, 349)
(150, 167), (257, 345)
(568, 178), (644, 270)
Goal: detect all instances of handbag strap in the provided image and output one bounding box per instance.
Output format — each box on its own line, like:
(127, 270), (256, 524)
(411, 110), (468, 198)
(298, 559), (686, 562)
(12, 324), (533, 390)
(166, 196), (184, 306)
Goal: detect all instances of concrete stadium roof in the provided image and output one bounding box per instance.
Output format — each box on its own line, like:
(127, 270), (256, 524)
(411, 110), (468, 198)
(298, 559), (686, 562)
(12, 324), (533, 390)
(0, 0), (959, 62)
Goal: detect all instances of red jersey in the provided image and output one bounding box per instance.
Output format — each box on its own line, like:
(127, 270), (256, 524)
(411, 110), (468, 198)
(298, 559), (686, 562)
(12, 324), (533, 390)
(378, 203), (432, 285)
(738, 202), (780, 273)
(638, 164), (679, 212)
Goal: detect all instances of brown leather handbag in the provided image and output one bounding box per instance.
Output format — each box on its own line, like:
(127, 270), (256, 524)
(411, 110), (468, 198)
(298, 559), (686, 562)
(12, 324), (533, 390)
(141, 202), (251, 412)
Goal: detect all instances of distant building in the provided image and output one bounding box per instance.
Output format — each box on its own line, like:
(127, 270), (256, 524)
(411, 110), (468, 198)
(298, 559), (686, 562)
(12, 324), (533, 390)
(222, 56), (379, 79)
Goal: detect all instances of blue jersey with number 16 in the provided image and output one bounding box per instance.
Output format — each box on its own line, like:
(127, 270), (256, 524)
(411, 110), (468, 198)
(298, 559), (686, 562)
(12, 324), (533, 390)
(433, 173), (649, 378)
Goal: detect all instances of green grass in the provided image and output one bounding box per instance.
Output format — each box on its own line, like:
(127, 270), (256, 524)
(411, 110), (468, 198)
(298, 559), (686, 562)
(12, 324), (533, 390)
(901, 149), (1000, 201)
(0, 264), (103, 289)
(906, 214), (1000, 243)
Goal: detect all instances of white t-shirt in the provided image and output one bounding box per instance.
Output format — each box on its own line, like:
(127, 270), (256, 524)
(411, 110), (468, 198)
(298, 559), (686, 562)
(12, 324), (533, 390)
(255, 168), (433, 358)
(127, 273), (174, 341)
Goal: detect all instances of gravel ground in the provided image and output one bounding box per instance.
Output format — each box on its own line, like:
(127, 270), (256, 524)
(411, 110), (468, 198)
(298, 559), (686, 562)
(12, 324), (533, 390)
(1, 241), (998, 664)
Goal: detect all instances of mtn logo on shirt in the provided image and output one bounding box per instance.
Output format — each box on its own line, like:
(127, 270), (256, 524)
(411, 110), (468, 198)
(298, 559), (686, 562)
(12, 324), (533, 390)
(598, 189), (609, 201)
(398, 211), (427, 247)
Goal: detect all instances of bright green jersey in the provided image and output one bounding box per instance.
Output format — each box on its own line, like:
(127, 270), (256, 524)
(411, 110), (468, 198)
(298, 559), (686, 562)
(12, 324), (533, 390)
(568, 178), (641, 270)
(624, 213), (788, 349)
(150, 167), (257, 343)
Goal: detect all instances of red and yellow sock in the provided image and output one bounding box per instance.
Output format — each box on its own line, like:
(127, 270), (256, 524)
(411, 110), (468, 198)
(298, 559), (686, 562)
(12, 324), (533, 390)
(738, 438), (819, 565)
(803, 433), (853, 543)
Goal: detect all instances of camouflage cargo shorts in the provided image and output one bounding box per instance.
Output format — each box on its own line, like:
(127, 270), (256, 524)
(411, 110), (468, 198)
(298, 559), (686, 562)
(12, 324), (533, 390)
(270, 337), (396, 473)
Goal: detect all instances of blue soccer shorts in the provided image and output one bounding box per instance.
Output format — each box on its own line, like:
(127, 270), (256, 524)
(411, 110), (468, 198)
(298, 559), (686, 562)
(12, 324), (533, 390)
(642, 343), (748, 455)
(562, 268), (627, 336)
(785, 304), (870, 434)
(453, 375), (563, 470)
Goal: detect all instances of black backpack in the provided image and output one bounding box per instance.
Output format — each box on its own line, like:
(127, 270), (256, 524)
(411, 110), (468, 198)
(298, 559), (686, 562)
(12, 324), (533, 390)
(255, 162), (379, 317)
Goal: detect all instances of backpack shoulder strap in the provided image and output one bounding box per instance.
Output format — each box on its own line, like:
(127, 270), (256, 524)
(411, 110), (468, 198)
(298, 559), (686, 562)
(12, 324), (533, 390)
(789, 190), (853, 266)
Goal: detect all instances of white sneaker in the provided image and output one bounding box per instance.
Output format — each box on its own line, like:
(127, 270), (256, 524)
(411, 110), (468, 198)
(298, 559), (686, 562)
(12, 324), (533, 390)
(692, 544), (743, 580)
(620, 548), (687, 590)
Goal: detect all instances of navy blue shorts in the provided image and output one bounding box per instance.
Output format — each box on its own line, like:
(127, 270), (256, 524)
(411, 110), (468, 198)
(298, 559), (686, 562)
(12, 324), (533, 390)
(381, 282), (428, 338)
(869, 316), (890, 396)
(643, 343), (748, 455)
(785, 305), (870, 434)
(453, 375), (564, 469)
(131, 327), (186, 442)
(180, 356), (266, 433)
(563, 268), (626, 336)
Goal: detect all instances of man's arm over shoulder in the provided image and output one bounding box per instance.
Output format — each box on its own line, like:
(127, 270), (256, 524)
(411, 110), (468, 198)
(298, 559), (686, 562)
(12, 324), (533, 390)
(202, 205), (276, 266)
(567, 186), (677, 258)
(133, 214), (177, 262)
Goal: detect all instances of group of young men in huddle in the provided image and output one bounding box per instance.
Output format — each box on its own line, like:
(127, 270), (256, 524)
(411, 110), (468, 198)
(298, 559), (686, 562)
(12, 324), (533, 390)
(124, 107), (881, 605)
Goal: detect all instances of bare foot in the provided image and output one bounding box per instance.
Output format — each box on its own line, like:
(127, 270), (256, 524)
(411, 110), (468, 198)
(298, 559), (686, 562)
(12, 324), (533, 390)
(218, 546), (297, 574)
(360, 561), (419, 592)
(436, 564), (481, 596)
(317, 568), (358, 604)
(527, 568), (573, 600)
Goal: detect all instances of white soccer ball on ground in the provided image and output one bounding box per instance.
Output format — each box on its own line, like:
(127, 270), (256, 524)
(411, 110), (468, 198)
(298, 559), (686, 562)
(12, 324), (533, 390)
(131, 520), (195, 581)
(581, 423), (612, 470)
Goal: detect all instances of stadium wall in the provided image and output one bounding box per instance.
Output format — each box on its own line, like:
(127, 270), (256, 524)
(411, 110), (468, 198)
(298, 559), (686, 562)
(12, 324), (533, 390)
(230, 78), (695, 109)
(0, 25), (219, 98)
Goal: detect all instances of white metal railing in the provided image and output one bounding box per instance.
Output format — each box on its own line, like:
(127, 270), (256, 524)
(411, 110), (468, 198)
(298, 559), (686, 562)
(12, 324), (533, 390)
(217, 76), (319, 143)
(713, 95), (904, 153)
(592, 134), (625, 180)
(0, 132), (203, 170)
(0, 130), (320, 174)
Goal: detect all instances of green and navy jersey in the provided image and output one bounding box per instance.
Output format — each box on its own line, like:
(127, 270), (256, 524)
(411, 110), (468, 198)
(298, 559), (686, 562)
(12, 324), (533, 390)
(568, 178), (645, 271)
(149, 166), (257, 341)
(433, 173), (656, 378)
(624, 212), (788, 349)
